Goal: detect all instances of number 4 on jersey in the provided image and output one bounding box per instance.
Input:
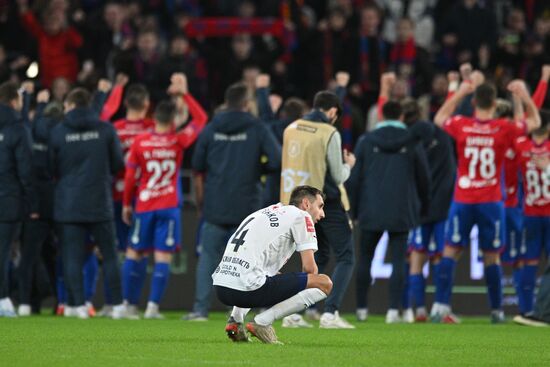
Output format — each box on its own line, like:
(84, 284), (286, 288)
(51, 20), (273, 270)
(231, 217), (255, 252)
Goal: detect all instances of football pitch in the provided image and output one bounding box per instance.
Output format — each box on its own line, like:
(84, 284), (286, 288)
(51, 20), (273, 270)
(1, 312), (549, 366)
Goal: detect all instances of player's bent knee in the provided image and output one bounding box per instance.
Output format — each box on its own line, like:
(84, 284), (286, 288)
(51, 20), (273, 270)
(126, 248), (141, 260)
(483, 252), (500, 266)
(318, 274), (333, 295)
(154, 251), (172, 263)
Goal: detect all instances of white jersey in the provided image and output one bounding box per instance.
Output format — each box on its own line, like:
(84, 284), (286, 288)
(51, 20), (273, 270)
(212, 203), (318, 291)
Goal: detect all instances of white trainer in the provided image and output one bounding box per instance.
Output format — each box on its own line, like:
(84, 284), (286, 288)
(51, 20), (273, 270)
(0, 297), (17, 318)
(64, 306), (77, 317)
(305, 308), (321, 321)
(112, 304), (140, 320)
(76, 305), (89, 319)
(144, 302), (165, 319)
(402, 308), (415, 323)
(18, 304), (31, 317)
(320, 311), (356, 329)
(282, 313), (313, 328)
(385, 309), (401, 324)
(356, 308), (368, 322)
(97, 305), (114, 317)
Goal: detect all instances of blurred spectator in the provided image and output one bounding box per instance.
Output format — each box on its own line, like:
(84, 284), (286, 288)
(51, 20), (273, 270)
(17, 0), (83, 88)
(389, 17), (432, 96)
(51, 77), (71, 103)
(155, 34), (208, 108)
(417, 73), (448, 121)
(496, 8), (527, 76)
(378, 0), (436, 51)
(439, 0), (497, 68)
(114, 30), (163, 101)
(349, 4), (390, 112)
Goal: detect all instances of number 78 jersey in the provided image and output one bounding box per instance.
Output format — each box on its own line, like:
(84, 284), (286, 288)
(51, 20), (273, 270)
(443, 116), (525, 204)
(212, 204), (318, 291)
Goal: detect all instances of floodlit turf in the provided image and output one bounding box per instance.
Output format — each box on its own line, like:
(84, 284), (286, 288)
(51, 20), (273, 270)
(1, 312), (549, 366)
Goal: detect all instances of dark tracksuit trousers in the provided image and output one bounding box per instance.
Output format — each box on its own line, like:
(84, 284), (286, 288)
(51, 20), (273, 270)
(59, 221), (121, 307)
(315, 200), (355, 313)
(0, 222), (18, 298)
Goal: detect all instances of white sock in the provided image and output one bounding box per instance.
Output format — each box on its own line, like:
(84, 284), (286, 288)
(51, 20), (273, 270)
(254, 288), (327, 326)
(230, 307), (251, 323)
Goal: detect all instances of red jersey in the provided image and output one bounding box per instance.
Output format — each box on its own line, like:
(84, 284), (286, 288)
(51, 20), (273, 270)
(123, 100), (207, 212)
(514, 137), (550, 216)
(443, 116), (525, 204)
(504, 143), (521, 208)
(112, 118), (155, 201)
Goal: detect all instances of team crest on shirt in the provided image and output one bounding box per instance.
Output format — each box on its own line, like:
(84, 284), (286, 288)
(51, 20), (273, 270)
(288, 140), (301, 158)
(140, 189), (151, 202)
(458, 176), (471, 189)
(305, 216), (315, 232)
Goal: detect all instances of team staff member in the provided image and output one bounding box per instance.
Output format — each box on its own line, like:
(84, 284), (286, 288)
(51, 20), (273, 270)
(281, 90), (356, 328)
(185, 82), (281, 320)
(347, 101), (431, 324)
(49, 88), (125, 319)
(0, 81), (37, 317)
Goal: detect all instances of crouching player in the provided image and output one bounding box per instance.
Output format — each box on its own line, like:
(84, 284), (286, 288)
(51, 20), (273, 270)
(213, 186), (333, 344)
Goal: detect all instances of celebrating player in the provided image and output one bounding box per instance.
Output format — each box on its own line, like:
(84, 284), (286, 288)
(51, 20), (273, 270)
(213, 186), (332, 344)
(120, 73), (207, 319)
(432, 77), (540, 323)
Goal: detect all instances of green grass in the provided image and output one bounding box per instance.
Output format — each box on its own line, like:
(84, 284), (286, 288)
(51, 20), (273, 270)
(1, 312), (549, 366)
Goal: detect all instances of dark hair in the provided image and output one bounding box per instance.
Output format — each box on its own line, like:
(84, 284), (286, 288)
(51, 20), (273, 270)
(474, 83), (496, 110)
(224, 82), (249, 110)
(382, 100), (403, 120)
(400, 97), (420, 125)
(154, 100), (176, 125)
(281, 97), (307, 121)
(0, 81), (19, 105)
(289, 185), (325, 207)
(495, 99), (513, 119)
(43, 102), (64, 121)
(125, 84), (149, 110)
(313, 91), (341, 115)
(64, 88), (91, 108)
(533, 109), (550, 136)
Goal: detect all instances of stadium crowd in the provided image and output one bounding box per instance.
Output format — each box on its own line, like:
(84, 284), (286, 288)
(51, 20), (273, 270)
(0, 0), (549, 332)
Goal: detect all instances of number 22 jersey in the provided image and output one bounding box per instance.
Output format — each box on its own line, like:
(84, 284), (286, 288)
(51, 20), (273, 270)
(443, 116), (525, 204)
(123, 113), (206, 213)
(212, 204), (318, 291)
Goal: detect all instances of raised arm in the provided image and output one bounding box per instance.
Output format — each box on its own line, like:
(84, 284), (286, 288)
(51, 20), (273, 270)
(92, 79), (112, 116)
(255, 74), (275, 121)
(377, 72), (396, 121)
(508, 79), (541, 133)
(100, 73), (128, 121)
(532, 65), (549, 109)
(434, 81), (475, 127)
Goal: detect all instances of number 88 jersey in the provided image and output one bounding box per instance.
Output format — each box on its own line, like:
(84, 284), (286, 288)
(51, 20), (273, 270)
(515, 136), (550, 216)
(443, 116), (525, 204)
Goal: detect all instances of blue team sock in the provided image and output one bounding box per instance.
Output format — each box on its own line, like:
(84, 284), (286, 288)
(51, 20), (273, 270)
(136, 258), (148, 302)
(122, 258), (146, 305)
(521, 265), (538, 314)
(149, 262), (170, 304)
(409, 274), (426, 308)
(512, 267), (525, 314)
(485, 264), (503, 310)
(435, 257), (456, 305)
(83, 253), (99, 302)
(402, 263), (410, 309)
(56, 257), (66, 304)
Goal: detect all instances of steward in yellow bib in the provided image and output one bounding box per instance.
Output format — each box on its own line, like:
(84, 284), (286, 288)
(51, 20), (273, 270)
(280, 90), (357, 326)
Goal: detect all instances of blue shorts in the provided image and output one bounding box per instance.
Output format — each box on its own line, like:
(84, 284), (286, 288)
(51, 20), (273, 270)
(215, 272), (308, 308)
(129, 208), (181, 253)
(501, 206), (523, 264)
(521, 216), (550, 261)
(114, 201), (130, 252)
(445, 201), (505, 252)
(411, 220), (446, 258)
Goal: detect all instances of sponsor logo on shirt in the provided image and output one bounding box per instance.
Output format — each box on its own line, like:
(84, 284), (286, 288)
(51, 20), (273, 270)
(305, 216), (315, 233)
